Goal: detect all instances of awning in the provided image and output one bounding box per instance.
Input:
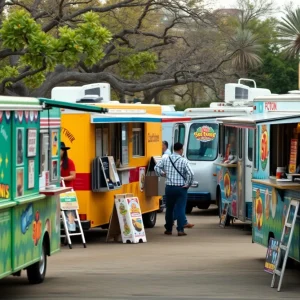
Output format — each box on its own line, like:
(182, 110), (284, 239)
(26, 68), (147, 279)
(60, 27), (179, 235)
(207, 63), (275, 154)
(216, 112), (300, 129)
(0, 96), (42, 110)
(91, 113), (192, 124)
(39, 98), (108, 113)
(91, 113), (162, 123)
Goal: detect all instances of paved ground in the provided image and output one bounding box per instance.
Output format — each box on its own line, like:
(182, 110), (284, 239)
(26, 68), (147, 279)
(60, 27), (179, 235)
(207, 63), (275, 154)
(1, 206), (300, 300)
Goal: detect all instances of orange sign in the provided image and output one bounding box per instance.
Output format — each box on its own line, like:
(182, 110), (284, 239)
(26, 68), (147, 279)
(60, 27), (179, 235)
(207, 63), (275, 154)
(288, 139), (298, 173)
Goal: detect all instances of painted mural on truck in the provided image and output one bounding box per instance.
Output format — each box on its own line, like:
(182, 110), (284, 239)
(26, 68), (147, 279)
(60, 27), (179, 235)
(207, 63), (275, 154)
(217, 166), (237, 217)
(12, 196), (60, 270)
(0, 111), (12, 201)
(252, 184), (300, 261)
(0, 209), (12, 278)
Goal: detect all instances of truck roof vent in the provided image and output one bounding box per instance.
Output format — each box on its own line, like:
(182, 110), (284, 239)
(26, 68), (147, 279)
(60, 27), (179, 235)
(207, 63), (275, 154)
(76, 95), (104, 103)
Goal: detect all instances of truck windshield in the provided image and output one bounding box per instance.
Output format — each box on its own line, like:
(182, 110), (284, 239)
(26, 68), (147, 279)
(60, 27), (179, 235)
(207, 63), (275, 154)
(186, 123), (219, 161)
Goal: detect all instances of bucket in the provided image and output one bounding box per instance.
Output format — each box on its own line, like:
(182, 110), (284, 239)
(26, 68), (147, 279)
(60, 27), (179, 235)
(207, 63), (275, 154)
(276, 167), (285, 179)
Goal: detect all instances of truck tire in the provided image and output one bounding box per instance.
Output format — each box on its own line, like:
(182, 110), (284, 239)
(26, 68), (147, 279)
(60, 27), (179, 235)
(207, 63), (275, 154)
(27, 241), (47, 284)
(143, 211), (157, 228)
(197, 203), (210, 210)
(185, 204), (193, 214)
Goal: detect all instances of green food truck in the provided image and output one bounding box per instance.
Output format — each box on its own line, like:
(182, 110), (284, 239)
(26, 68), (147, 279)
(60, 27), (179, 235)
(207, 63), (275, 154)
(0, 96), (106, 284)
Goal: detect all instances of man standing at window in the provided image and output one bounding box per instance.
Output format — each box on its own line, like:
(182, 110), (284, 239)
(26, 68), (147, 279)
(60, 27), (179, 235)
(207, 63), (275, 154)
(155, 142), (194, 236)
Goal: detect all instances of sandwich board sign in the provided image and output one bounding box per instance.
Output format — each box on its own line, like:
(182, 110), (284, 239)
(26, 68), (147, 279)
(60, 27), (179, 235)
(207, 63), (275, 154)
(107, 194), (147, 244)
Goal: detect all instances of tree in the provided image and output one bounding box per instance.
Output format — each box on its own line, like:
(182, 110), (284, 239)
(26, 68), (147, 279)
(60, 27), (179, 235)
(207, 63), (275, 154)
(277, 8), (300, 58)
(0, 0), (249, 101)
(215, 0), (276, 79)
(277, 7), (300, 88)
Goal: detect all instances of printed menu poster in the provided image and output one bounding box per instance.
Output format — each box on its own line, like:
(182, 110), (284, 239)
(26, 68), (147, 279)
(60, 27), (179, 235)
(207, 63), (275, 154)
(115, 196), (147, 244)
(264, 238), (279, 274)
(288, 139), (298, 173)
(128, 197), (146, 239)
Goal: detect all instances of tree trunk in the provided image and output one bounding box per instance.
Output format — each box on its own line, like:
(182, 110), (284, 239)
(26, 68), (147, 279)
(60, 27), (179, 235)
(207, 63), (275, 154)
(143, 88), (164, 104)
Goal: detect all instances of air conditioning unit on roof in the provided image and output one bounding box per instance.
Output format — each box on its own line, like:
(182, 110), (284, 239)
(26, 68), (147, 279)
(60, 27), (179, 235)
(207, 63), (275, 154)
(224, 78), (271, 105)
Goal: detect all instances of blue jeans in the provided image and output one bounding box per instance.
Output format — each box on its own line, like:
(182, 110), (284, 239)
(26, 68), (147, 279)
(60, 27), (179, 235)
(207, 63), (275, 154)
(165, 185), (188, 232)
(174, 205), (188, 225)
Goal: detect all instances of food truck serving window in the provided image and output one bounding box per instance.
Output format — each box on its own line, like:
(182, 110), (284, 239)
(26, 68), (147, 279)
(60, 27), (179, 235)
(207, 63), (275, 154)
(269, 123), (299, 176)
(39, 133), (49, 175)
(223, 127), (237, 157)
(247, 129), (255, 161)
(187, 123), (218, 161)
(132, 123), (145, 157)
(95, 123), (129, 166)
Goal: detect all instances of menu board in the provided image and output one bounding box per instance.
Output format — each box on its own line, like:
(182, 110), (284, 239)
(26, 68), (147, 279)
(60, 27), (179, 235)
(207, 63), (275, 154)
(114, 196), (147, 244)
(264, 238), (279, 274)
(288, 139), (298, 173)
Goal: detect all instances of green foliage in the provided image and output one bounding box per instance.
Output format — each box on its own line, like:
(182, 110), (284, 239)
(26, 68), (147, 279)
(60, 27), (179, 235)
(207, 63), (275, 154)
(23, 72), (46, 89)
(175, 100), (213, 110)
(0, 10), (112, 87)
(248, 49), (298, 93)
(0, 66), (19, 86)
(277, 8), (300, 58)
(120, 52), (157, 79)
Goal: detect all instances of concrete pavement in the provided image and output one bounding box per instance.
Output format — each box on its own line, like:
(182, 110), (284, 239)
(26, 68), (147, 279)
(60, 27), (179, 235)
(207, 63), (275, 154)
(1, 206), (300, 299)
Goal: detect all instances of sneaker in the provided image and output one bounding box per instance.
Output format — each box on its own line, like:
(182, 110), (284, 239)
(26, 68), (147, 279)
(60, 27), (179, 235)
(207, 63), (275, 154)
(164, 231), (172, 235)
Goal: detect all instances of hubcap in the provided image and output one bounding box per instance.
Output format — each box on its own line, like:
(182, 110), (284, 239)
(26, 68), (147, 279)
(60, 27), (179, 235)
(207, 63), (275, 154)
(149, 212), (155, 222)
(39, 247), (45, 275)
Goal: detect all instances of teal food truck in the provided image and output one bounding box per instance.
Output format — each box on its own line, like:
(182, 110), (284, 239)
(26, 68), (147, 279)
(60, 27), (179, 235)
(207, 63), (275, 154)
(0, 96), (105, 283)
(217, 92), (300, 262)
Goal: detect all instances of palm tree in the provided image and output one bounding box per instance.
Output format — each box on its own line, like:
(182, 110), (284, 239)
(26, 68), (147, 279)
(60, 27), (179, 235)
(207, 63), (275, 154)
(229, 28), (263, 77)
(277, 8), (300, 88)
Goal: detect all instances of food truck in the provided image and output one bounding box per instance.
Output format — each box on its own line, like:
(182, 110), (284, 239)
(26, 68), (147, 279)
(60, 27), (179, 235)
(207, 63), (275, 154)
(0, 96), (105, 283)
(217, 93), (300, 262)
(51, 84), (190, 229)
(172, 79), (271, 213)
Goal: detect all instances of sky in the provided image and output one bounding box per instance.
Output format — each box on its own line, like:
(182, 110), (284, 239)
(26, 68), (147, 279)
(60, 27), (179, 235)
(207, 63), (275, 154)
(208, 0), (298, 19)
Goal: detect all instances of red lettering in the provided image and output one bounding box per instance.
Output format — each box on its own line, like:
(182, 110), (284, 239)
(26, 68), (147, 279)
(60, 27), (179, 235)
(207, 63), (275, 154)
(265, 102), (277, 111)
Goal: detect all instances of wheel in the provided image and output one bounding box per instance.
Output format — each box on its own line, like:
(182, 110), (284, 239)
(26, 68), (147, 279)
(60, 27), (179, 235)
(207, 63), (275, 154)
(142, 211), (157, 228)
(27, 242), (47, 284)
(197, 203), (210, 210)
(225, 215), (231, 226)
(101, 223), (109, 229)
(185, 203), (193, 214)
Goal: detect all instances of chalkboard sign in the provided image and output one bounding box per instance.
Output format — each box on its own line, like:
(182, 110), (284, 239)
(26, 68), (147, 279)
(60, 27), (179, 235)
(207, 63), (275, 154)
(264, 238), (279, 274)
(219, 202), (229, 228)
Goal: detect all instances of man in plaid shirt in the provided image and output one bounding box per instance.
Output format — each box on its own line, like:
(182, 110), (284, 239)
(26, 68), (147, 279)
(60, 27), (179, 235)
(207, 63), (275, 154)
(154, 142), (194, 236)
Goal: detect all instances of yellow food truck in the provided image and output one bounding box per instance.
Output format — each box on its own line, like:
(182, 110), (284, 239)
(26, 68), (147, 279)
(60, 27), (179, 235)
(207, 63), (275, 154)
(52, 84), (190, 229)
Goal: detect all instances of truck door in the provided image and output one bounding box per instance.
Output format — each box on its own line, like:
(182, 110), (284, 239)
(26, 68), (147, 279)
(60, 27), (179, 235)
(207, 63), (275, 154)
(172, 123), (186, 150)
(244, 129), (254, 220)
(237, 128), (253, 222)
(237, 128), (245, 221)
